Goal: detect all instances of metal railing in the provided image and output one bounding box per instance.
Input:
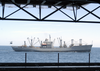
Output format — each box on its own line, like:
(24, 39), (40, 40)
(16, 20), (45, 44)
(24, 52), (91, 63)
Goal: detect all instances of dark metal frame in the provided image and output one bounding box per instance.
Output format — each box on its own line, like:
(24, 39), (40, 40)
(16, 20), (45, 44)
(0, 0), (100, 23)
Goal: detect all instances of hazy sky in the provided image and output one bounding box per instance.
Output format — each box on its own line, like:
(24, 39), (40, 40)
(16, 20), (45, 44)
(0, 3), (100, 47)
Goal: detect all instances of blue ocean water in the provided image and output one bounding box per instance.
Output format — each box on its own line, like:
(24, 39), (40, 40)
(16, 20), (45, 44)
(0, 46), (100, 63)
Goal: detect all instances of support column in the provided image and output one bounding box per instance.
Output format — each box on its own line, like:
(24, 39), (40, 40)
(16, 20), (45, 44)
(2, 2), (5, 18)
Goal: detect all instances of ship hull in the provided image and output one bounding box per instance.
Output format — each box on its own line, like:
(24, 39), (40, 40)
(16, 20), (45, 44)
(12, 45), (92, 52)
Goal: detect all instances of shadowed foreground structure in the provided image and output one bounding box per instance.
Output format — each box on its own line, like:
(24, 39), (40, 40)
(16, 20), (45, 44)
(0, 63), (100, 71)
(0, 53), (100, 71)
(0, 0), (100, 23)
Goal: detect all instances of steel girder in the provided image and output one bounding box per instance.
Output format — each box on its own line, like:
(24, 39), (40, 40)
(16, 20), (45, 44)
(0, 0), (100, 23)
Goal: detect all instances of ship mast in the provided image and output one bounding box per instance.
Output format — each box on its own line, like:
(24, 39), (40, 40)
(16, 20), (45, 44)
(37, 38), (41, 45)
(31, 38), (33, 46)
(57, 37), (62, 48)
(24, 41), (27, 47)
(27, 37), (35, 47)
(60, 38), (62, 48)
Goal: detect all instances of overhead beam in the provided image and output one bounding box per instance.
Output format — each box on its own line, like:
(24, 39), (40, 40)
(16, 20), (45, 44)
(53, 5), (74, 21)
(1, 18), (100, 24)
(0, 0), (99, 6)
(12, 0), (30, 4)
(5, 3), (29, 18)
(39, 4), (41, 19)
(11, 0), (30, 4)
(77, 5), (100, 21)
(42, 5), (66, 20)
(48, 5), (52, 8)
(0, 0), (100, 23)
(41, 0), (46, 5)
(79, 4), (100, 20)
(54, 1), (62, 6)
(2, 2), (5, 18)
(33, 4), (36, 7)
(9, 0), (39, 20)
(72, 5), (77, 21)
(27, 0), (30, 4)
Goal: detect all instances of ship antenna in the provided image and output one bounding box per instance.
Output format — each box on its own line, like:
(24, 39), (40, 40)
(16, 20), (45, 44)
(49, 35), (51, 41)
(60, 38), (62, 48)
(92, 40), (93, 45)
(37, 38), (41, 45)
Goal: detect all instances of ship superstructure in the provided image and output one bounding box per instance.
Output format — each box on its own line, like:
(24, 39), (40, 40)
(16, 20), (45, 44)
(41, 39), (53, 48)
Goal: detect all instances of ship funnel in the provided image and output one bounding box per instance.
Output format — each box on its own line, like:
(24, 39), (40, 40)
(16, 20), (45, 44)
(79, 39), (82, 46)
(41, 41), (42, 45)
(70, 39), (74, 47)
(71, 39), (74, 45)
(63, 41), (67, 48)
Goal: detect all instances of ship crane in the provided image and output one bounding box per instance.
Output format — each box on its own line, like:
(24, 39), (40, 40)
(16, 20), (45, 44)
(37, 38), (41, 45)
(32, 37), (35, 45)
(57, 38), (60, 47)
(33, 38), (41, 46)
(57, 37), (62, 48)
(53, 39), (55, 44)
(27, 37), (31, 46)
(27, 37), (35, 47)
(57, 38), (60, 44)
(52, 39), (55, 48)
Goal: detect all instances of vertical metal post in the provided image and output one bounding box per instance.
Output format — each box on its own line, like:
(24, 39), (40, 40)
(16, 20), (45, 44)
(25, 53), (27, 63)
(39, 4), (41, 19)
(89, 53), (90, 63)
(73, 5), (77, 21)
(58, 53), (59, 63)
(2, 3), (5, 18)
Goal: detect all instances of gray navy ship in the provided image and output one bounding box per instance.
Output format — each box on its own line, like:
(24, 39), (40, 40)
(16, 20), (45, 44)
(11, 36), (92, 52)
